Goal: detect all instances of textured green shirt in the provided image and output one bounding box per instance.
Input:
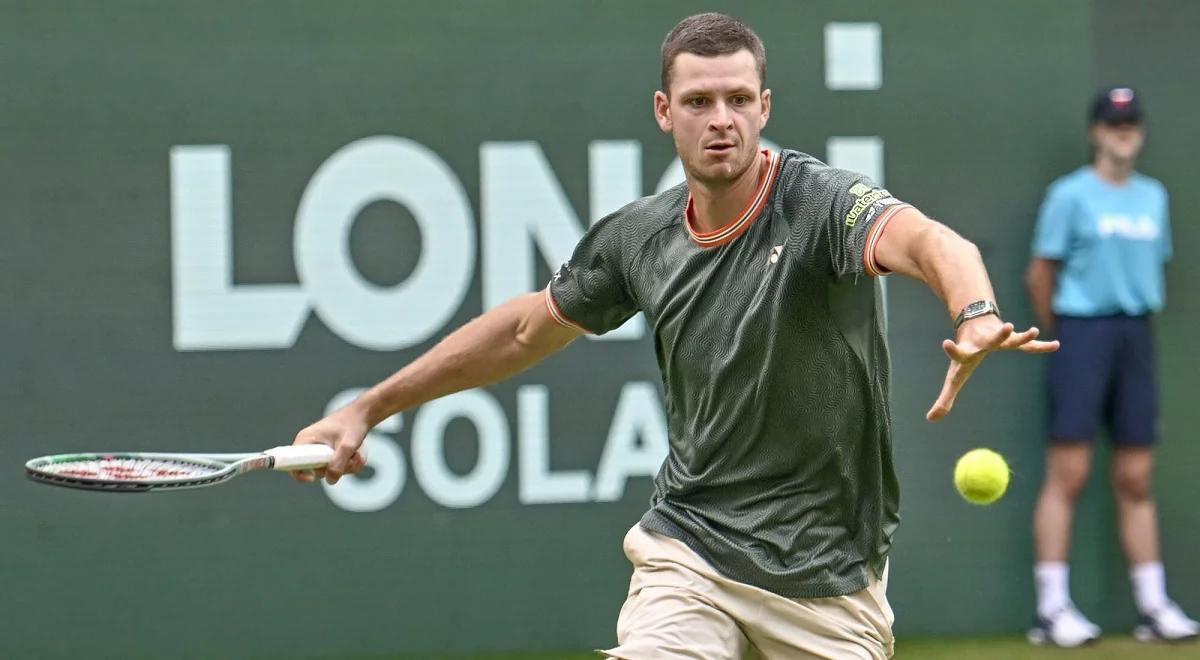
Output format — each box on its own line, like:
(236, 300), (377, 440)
(547, 149), (908, 598)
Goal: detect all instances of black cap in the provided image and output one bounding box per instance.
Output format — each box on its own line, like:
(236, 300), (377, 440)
(1090, 87), (1143, 124)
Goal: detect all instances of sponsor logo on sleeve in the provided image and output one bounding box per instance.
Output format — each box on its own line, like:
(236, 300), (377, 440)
(845, 185), (892, 227)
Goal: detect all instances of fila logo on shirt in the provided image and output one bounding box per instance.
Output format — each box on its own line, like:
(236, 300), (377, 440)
(1097, 214), (1159, 241)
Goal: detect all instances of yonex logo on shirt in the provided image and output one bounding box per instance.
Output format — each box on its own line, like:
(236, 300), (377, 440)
(1097, 214), (1159, 241)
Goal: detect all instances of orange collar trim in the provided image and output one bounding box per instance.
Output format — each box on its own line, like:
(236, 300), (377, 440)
(685, 149), (781, 248)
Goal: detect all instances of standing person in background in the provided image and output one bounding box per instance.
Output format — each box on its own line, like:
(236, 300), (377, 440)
(1027, 87), (1198, 647)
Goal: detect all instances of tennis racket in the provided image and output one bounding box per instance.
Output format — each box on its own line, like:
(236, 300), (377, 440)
(24, 444), (335, 493)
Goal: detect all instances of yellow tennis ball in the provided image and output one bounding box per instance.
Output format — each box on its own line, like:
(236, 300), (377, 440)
(954, 448), (1010, 505)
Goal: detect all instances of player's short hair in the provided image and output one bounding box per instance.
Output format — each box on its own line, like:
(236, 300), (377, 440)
(661, 13), (766, 94)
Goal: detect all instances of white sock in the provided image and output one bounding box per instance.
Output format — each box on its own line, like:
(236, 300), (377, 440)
(1130, 561), (1169, 614)
(1035, 561), (1071, 619)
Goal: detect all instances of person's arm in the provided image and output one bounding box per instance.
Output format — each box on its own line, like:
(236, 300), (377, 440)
(870, 206), (1059, 421)
(1025, 257), (1059, 333)
(293, 290), (582, 483)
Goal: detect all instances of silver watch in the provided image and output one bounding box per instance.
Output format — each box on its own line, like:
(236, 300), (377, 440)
(954, 300), (1001, 330)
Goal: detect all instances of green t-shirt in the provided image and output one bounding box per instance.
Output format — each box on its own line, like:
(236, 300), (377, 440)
(547, 149), (909, 598)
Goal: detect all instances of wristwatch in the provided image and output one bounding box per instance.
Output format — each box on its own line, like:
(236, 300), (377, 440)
(954, 300), (1001, 330)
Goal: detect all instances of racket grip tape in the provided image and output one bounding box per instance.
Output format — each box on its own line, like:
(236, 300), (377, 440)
(264, 445), (336, 470)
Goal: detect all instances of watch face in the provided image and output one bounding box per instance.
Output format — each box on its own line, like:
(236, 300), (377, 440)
(966, 301), (989, 316)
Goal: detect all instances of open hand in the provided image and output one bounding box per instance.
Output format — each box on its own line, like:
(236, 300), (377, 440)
(926, 317), (1059, 421)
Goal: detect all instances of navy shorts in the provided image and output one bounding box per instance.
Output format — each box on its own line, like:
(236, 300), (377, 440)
(1047, 315), (1157, 446)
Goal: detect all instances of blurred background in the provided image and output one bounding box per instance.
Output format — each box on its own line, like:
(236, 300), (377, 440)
(2, 1), (1197, 658)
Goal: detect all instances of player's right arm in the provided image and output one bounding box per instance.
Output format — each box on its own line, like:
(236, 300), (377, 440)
(292, 290), (583, 484)
(1025, 257), (1059, 334)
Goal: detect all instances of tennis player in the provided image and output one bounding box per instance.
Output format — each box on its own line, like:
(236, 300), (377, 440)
(292, 13), (1057, 659)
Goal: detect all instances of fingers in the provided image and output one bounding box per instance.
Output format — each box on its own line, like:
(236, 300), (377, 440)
(296, 452), (365, 486)
(998, 327), (1062, 354)
(289, 430), (326, 482)
(950, 324), (1057, 361)
(927, 360), (962, 421)
(1018, 339), (1060, 354)
(928, 350), (984, 421)
(291, 469), (314, 483)
(929, 323), (1059, 422)
(325, 439), (368, 485)
(325, 443), (357, 485)
(942, 338), (966, 362)
(999, 325), (1038, 348)
(346, 451), (367, 474)
(290, 468), (325, 483)
(989, 322), (1015, 348)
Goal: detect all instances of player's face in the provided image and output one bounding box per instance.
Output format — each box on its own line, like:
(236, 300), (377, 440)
(654, 50), (770, 186)
(1091, 121), (1144, 163)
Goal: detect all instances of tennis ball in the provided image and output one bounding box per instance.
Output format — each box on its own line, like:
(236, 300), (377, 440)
(954, 448), (1010, 505)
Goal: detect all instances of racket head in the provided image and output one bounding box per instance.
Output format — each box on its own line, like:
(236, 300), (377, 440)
(24, 452), (241, 492)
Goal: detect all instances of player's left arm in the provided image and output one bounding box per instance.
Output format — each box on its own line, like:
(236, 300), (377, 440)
(870, 205), (1059, 421)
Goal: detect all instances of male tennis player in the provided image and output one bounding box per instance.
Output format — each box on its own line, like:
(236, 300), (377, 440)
(292, 13), (1056, 659)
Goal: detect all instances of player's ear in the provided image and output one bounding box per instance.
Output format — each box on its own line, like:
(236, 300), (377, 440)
(653, 90), (672, 133)
(759, 88), (771, 129)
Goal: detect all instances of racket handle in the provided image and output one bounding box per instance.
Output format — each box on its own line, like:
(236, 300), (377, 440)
(265, 444), (336, 470)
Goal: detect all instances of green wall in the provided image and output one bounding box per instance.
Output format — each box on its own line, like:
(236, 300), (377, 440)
(1, 1), (1196, 657)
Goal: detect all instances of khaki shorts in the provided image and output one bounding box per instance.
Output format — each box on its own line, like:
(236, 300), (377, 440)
(602, 525), (894, 660)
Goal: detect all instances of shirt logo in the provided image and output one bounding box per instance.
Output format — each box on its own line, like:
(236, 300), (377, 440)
(1097, 214), (1159, 241)
(768, 245), (784, 264)
(845, 186), (891, 227)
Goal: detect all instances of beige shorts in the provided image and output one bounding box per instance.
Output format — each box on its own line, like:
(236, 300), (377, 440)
(602, 525), (895, 660)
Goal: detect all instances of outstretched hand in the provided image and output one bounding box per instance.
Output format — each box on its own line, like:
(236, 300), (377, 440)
(926, 317), (1059, 421)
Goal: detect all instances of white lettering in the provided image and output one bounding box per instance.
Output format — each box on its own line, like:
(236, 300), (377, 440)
(517, 385), (592, 504)
(411, 389), (510, 508)
(295, 137), (475, 351)
(481, 141), (645, 340)
(1098, 214), (1159, 241)
(594, 381), (669, 501)
(170, 146), (307, 350)
(589, 140), (641, 222)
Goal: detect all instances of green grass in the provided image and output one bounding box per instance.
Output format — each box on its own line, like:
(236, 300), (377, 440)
(896, 635), (1200, 659)
(374, 635), (1200, 659)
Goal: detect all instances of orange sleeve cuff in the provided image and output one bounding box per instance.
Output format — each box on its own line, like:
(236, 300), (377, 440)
(543, 287), (591, 333)
(863, 204), (912, 276)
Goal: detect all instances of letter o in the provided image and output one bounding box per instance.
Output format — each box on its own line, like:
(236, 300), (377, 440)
(411, 389), (510, 508)
(296, 136), (475, 350)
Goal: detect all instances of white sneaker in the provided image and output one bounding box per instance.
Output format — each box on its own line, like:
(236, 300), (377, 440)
(1027, 604), (1102, 647)
(1134, 601), (1200, 642)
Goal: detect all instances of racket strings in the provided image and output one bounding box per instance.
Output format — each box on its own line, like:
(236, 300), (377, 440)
(39, 457), (221, 481)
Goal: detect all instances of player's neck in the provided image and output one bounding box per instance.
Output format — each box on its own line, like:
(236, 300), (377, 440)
(1092, 156), (1135, 185)
(687, 152), (767, 233)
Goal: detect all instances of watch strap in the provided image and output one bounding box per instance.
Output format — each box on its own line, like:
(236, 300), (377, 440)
(954, 300), (1001, 330)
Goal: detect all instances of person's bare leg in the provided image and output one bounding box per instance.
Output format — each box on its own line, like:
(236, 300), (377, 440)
(1111, 446), (1158, 565)
(1031, 442), (1099, 645)
(1034, 443), (1093, 563)
(1113, 446), (1166, 616)
(1113, 445), (1200, 640)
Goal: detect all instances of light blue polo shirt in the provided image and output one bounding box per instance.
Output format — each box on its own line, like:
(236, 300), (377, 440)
(1032, 167), (1171, 316)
